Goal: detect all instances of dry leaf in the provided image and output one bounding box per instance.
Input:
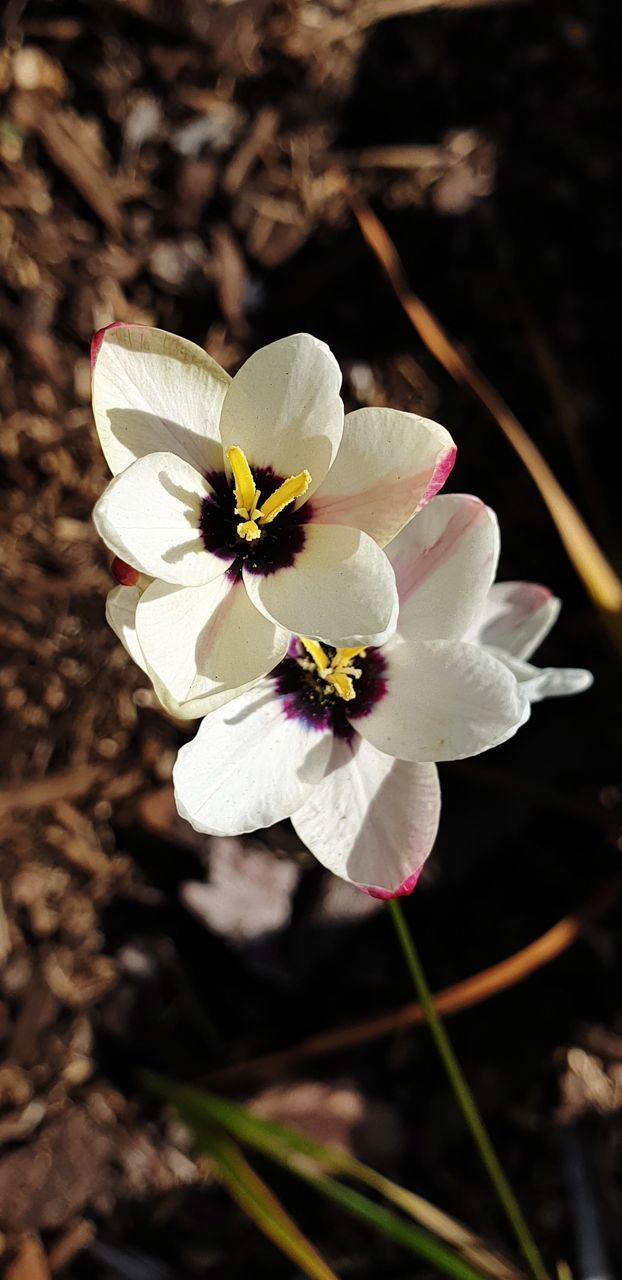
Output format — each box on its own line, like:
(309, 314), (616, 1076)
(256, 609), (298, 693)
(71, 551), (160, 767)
(250, 1079), (403, 1166)
(181, 836), (301, 944)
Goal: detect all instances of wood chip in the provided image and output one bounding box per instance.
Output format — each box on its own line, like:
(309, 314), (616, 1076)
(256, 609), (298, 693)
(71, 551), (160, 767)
(10, 94), (122, 235)
(0, 1100), (46, 1147)
(48, 1218), (94, 1273)
(12, 48), (69, 97)
(42, 949), (116, 1009)
(6, 1236), (50, 1280)
(210, 224), (248, 332)
(223, 107), (277, 194)
(0, 889), (11, 964)
(0, 766), (104, 818)
(8, 979), (59, 1067)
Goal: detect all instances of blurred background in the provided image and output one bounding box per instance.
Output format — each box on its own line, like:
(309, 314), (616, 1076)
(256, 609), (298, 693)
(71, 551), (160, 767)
(0, 0), (620, 1276)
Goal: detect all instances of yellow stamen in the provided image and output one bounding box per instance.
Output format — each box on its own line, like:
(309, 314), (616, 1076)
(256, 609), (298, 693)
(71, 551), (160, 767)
(236, 519), (261, 541)
(226, 446), (311, 543)
(333, 645), (366, 664)
(258, 470), (311, 524)
(298, 636), (330, 673)
(227, 445), (259, 519)
(328, 672), (357, 701)
(297, 638), (366, 702)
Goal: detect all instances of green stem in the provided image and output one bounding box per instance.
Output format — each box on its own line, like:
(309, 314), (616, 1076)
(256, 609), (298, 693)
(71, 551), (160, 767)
(388, 899), (550, 1280)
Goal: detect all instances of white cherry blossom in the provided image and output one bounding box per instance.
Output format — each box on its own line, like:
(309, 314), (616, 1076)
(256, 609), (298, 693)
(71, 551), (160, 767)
(92, 324), (455, 716)
(174, 494), (591, 897)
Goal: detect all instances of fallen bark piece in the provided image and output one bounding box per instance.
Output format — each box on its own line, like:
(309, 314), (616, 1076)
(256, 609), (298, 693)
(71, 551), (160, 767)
(10, 93), (123, 235)
(6, 1234), (51, 1280)
(0, 1107), (112, 1231)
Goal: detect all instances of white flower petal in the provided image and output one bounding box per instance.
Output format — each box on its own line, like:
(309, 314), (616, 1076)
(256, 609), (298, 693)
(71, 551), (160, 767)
(488, 649), (594, 702)
(355, 639), (530, 762)
(93, 452), (229, 585)
(106, 585), (148, 673)
(106, 581), (255, 718)
(91, 323), (230, 476)
(292, 736), (440, 896)
(386, 495), (500, 643)
(466, 581), (561, 660)
(312, 407), (455, 546)
(244, 523), (398, 648)
(136, 575), (289, 706)
(219, 334), (343, 498)
(173, 685), (333, 835)
(152, 674), (261, 721)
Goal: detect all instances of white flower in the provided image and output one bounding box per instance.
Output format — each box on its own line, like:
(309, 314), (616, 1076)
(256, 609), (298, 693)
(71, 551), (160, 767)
(92, 324), (455, 717)
(466, 579), (593, 700)
(173, 493), (593, 897)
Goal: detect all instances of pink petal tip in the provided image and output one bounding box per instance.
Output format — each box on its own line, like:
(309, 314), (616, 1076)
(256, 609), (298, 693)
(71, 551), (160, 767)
(90, 320), (128, 370)
(90, 320), (149, 370)
(423, 445), (457, 504)
(358, 868), (423, 900)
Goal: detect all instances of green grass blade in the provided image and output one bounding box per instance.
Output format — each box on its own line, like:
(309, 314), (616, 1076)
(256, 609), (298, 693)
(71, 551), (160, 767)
(142, 1072), (521, 1280)
(388, 900), (550, 1280)
(291, 1168), (502, 1280)
(202, 1127), (340, 1280)
(144, 1073), (503, 1280)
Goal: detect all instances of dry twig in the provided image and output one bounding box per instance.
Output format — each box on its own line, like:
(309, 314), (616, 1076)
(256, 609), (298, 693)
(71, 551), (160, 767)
(320, 0), (525, 46)
(205, 879), (622, 1086)
(352, 201), (622, 620)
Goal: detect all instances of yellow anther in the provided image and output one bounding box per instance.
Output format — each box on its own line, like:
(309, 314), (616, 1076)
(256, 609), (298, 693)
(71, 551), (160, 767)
(297, 638), (366, 702)
(328, 672), (357, 701)
(227, 446), (259, 519)
(236, 519), (261, 541)
(299, 636), (329, 673)
(333, 645), (366, 665)
(226, 446), (311, 543)
(258, 470), (311, 524)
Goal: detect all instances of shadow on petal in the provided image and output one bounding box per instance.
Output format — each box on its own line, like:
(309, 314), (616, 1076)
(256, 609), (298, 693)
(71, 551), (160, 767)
(107, 408), (223, 477)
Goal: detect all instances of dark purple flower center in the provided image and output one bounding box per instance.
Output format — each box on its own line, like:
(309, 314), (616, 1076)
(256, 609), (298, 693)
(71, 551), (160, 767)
(199, 468), (309, 580)
(273, 639), (388, 742)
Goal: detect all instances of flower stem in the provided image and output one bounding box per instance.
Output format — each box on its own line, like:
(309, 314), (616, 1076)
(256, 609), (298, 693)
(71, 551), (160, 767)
(387, 898), (550, 1280)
